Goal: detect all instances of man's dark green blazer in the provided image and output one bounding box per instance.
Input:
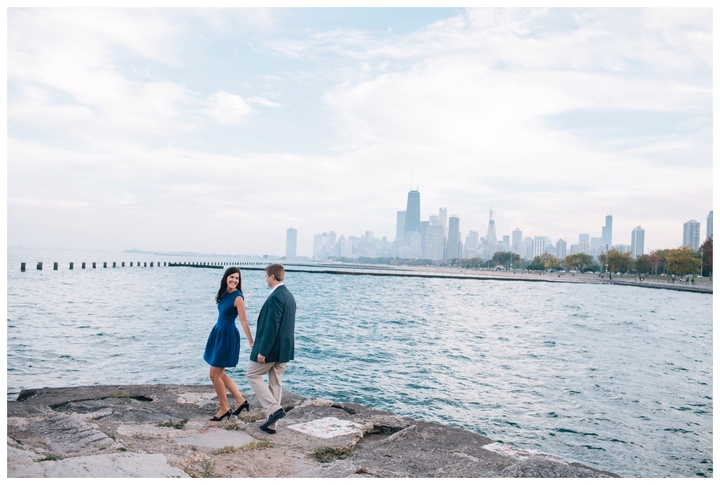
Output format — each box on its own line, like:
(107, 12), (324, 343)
(250, 284), (296, 363)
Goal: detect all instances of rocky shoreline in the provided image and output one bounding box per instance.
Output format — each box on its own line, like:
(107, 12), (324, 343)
(7, 384), (619, 478)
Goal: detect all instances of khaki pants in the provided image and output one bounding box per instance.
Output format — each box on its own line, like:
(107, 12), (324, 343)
(246, 361), (287, 429)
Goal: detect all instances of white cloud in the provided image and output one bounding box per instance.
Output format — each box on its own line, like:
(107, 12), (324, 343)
(204, 91), (252, 124)
(6, 8), (712, 254)
(247, 96), (283, 108)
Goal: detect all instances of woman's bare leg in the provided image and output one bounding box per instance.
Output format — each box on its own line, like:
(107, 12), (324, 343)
(209, 366), (230, 415)
(220, 372), (245, 407)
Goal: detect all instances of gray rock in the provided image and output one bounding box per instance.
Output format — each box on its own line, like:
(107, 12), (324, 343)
(497, 457), (618, 478)
(8, 451), (189, 478)
(7, 385), (619, 478)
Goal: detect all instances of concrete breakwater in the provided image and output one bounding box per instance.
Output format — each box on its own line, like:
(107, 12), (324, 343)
(7, 385), (619, 478)
(17, 258), (711, 294)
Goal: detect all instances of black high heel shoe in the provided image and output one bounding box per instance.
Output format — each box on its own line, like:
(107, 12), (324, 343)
(232, 400), (250, 416)
(210, 409), (232, 421)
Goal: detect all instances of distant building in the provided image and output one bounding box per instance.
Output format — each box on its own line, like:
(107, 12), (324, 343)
(502, 235), (510, 253)
(532, 236), (548, 259)
(556, 239), (567, 260)
(579, 234), (590, 254)
(602, 215), (613, 247)
(465, 230), (479, 258)
(424, 224), (445, 261)
(683, 220), (701, 250)
(285, 228), (297, 259)
(438, 208), (448, 237)
(446, 216), (461, 260)
(570, 243), (580, 255)
(404, 190), (421, 233)
(512, 228), (522, 254)
(631, 226), (645, 258)
(484, 210), (497, 259)
(396, 211), (406, 241)
(313, 234), (323, 259)
(707, 211), (713, 240)
(615, 244), (631, 254)
(522, 237), (534, 260)
(590, 236), (604, 257)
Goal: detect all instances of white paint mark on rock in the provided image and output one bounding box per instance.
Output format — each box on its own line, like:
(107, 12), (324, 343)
(288, 417), (365, 439)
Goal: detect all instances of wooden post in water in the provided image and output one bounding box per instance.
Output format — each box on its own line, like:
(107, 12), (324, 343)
(122, 262), (125, 267)
(130, 262), (133, 267)
(143, 262), (147, 267)
(21, 262), (26, 272)
(82, 262), (86, 269)
(37, 262), (43, 270)
(69, 262), (74, 270)
(150, 262), (154, 267)
(103, 262), (107, 268)
(53, 262), (58, 270)
(93, 263), (96, 269)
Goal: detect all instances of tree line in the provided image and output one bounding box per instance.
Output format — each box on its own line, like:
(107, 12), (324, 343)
(329, 237), (713, 277)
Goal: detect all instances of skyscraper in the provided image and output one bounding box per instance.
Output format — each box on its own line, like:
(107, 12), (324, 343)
(424, 224), (445, 261)
(438, 208), (448, 237)
(404, 190), (421, 233)
(708, 211), (713, 240)
(512, 228), (522, 253)
(285, 228), (297, 259)
(465, 230), (479, 258)
(556, 239), (567, 260)
(579, 234), (590, 254)
(313, 234), (323, 259)
(602, 215), (613, 247)
(485, 210), (497, 258)
(683, 220), (700, 250)
(532, 236), (548, 258)
(446, 216), (461, 260)
(631, 226), (644, 258)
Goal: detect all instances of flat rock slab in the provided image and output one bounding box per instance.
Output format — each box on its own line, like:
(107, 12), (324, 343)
(175, 428), (255, 453)
(7, 384), (620, 478)
(8, 449), (188, 478)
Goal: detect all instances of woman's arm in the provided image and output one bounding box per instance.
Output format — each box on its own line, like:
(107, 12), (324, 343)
(235, 296), (254, 348)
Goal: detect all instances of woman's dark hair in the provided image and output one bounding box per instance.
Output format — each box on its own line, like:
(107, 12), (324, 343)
(216, 266), (241, 304)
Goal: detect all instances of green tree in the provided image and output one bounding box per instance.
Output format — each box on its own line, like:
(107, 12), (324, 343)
(634, 254), (652, 275)
(527, 256), (543, 270)
(540, 253), (561, 270)
(665, 247), (701, 276)
(700, 237), (713, 277)
(652, 249), (671, 275)
(601, 249), (633, 273)
(564, 253), (593, 273)
(490, 251), (522, 269)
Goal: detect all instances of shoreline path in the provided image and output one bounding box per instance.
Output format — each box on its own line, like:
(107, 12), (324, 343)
(252, 263), (713, 295)
(8, 385), (619, 478)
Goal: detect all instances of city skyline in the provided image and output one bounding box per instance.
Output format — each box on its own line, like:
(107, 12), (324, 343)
(305, 187), (711, 260)
(8, 8), (712, 256)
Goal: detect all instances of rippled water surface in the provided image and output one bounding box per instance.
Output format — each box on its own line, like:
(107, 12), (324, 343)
(7, 248), (713, 477)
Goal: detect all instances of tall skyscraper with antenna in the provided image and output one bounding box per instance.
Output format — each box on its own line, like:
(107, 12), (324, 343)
(602, 214), (613, 247)
(404, 190), (421, 233)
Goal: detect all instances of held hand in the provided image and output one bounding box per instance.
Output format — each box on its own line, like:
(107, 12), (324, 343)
(257, 354), (266, 364)
(249, 341), (254, 349)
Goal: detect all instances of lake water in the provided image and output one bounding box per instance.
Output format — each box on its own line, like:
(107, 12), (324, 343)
(6, 247), (713, 477)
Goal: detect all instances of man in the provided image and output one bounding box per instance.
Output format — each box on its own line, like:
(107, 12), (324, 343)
(247, 263), (296, 434)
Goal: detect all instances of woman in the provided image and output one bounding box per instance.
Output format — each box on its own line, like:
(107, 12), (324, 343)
(203, 266), (254, 421)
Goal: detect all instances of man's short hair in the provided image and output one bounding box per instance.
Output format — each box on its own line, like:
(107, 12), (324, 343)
(265, 263), (285, 282)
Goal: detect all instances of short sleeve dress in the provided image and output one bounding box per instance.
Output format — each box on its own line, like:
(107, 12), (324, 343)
(203, 290), (243, 368)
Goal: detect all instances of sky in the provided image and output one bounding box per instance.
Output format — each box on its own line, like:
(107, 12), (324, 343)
(7, 7), (713, 257)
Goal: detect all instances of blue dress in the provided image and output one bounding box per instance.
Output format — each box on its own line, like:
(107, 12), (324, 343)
(203, 290), (242, 368)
